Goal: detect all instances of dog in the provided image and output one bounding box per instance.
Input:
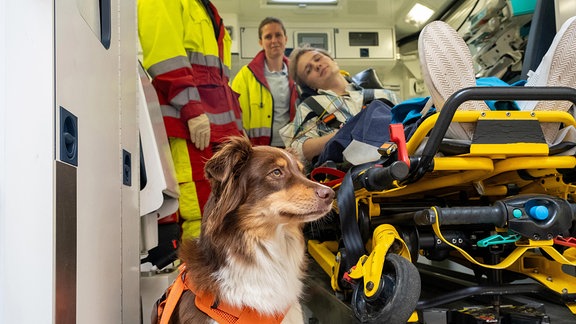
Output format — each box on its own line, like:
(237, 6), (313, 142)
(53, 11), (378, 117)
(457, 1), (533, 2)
(156, 136), (335, 324)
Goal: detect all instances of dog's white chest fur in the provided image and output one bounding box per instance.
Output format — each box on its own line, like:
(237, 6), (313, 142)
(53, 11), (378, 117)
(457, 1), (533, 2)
(214, 226), (306, 318)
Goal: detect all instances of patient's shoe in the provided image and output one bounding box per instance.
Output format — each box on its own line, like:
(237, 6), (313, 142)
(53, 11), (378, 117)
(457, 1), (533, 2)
(518, 16), (576, 144)
(419, 20), (489, 140)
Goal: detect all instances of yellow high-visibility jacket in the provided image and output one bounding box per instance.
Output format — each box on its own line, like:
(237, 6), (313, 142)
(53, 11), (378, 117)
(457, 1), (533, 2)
(232, 50), (298, 146)
(138, 0), (242, 143)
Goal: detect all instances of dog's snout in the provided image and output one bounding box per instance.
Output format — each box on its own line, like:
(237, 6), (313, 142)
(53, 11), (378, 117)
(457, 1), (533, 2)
(316, 185), (335, 201)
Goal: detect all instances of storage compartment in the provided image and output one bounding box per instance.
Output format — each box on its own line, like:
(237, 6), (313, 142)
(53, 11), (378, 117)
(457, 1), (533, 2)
(293, 29), (334, 54)
(334, 28), (395, 59)
(240, 27), (334, 59)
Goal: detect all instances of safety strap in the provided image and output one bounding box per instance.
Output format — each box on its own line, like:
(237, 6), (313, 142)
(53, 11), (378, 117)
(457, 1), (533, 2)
(337, 161), (384, 276)
(293, 89), (396, 145)
(301, 89), (383, 131)
(156, 265), (285, 324)
(310, 166), (346, 188)
(302, 96), (342, 129)
(362, 88), (375, 107)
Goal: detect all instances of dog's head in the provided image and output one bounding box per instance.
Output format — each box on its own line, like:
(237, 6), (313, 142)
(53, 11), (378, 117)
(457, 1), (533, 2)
(202, 136), (335, 236)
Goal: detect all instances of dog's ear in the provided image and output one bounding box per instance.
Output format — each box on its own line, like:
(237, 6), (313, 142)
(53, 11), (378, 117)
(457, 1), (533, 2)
(203, 137), (252, 232)
(204, 136), (252, 193)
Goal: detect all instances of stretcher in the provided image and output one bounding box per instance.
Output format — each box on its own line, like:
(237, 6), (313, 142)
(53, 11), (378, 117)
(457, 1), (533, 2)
(306, 86), (576, 324)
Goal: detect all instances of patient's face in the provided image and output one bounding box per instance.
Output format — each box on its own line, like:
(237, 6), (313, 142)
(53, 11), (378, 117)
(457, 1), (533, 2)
(296, 51), (340, 91)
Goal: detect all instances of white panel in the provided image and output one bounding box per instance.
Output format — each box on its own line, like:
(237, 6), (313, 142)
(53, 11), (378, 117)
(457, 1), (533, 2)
(0, 0), (55, 323)
(118, 0), (141, 322)
(291, 28), (334, 55)
(555, 0), (576, 31)
(220, 13), (240, 53)
(240, 27), (261, 58)
(76, 0), (101, 41)
(140, 271), (178, 324)
(334, 28), (395, 59)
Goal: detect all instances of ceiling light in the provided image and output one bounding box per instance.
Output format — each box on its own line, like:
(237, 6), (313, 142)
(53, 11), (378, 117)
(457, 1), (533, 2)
(405, 3), (435, 27)
(267, 0), (338, 4)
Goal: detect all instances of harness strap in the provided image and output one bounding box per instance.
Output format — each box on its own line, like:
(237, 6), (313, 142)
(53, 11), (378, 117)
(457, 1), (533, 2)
(156, 265), (285, 324)
(303, 96), (342, 129)
(158, 267), (187, 324)
(299, 89), (395, 134)
(362, 88), (375, 107)
(193, 286), (285, 324)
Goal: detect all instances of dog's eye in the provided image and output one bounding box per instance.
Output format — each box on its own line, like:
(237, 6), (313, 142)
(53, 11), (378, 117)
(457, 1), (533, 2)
(270, 168), (283, 177)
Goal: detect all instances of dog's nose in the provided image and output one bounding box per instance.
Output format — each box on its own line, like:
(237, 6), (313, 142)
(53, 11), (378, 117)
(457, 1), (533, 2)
(316, 185), (335, 200)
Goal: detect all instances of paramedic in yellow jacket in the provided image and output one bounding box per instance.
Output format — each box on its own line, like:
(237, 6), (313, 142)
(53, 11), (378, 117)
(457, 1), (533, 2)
(138, 0), (243, 240)
(231, 17), (298, 147)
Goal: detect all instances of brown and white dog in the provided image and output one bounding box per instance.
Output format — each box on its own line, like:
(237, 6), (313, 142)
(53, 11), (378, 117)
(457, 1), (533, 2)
(164, 136), (335, 324)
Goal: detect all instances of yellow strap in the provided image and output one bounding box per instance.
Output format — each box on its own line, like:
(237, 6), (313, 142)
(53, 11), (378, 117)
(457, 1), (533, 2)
(159, 267), (186, 324)
(431, 207), (576, 269)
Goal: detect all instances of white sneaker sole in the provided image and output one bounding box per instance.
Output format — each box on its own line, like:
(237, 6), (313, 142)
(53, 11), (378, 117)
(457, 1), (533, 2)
(419, 21), (489, 140)
(521, 16), (576, 143)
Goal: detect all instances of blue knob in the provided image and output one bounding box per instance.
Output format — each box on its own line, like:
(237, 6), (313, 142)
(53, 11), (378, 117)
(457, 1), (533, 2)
(529, 205), (548, 220)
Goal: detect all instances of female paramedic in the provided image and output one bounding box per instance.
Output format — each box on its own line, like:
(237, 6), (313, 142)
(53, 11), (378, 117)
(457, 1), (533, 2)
(231, 17), (299, 147)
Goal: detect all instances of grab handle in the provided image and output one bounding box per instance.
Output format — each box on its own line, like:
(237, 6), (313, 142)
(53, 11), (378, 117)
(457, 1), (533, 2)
(414, 194), (576, 240)
(410, 86), (576, 183)
(354, 161), (409, 191)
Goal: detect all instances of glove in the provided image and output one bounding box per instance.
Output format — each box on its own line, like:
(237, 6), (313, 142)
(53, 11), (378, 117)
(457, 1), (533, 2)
(187, 114), (210, 151)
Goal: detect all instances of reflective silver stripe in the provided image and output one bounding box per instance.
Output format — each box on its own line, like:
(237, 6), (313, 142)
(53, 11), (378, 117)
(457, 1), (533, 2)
(187, 51), (231, 78)
(171, 87), (201, 109)
(161, 105), (180, 118)
(247, 127), (271, 138)
(206, 110), (240, 126)
(147, 56), (190, 78)
(163, 107), (240, 126)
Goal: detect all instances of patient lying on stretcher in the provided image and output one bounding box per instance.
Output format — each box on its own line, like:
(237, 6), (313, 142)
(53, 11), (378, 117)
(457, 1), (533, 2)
(281, 18), (576, 169)
(280, 45), (399, 166)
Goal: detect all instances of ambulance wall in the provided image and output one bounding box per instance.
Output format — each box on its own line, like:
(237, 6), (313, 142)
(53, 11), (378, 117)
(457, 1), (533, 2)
(0, 0), (141, 323)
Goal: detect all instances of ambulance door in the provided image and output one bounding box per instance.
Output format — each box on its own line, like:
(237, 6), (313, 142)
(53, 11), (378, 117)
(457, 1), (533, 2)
(55, 0), (139, 323)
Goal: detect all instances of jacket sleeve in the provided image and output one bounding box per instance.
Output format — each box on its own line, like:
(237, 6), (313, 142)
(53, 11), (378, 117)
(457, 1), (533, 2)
(231, 67), (251, 130)
(137, 0), (204, 121)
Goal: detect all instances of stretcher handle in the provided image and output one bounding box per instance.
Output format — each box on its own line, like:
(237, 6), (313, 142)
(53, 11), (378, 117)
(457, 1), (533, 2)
(354, 160), (409, 191)
(414, 205), (506, 227)
(412, 86), (576, 183)
(415, 195), (576, 228)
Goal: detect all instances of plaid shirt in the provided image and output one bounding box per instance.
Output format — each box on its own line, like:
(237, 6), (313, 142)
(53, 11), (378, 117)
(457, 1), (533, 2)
(289, 84), (398, 160)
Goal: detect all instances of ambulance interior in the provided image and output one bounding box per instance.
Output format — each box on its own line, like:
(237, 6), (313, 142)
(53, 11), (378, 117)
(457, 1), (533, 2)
(139, 0), (576, 323)
(1, 0), (576, 323)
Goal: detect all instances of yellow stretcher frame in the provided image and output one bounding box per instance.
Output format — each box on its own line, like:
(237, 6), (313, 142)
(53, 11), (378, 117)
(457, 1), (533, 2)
(307, 94), (576, 321)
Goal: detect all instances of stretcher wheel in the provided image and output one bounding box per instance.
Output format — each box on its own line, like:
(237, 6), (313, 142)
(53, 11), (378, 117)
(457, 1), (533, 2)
(351, 253), (420, 324)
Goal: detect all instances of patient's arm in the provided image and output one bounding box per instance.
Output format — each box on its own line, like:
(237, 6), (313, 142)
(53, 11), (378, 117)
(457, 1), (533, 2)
(302, 132), (336, 162)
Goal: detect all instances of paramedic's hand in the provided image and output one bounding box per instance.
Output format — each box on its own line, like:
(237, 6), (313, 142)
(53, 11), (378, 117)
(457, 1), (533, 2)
(187, 114), (210, 150)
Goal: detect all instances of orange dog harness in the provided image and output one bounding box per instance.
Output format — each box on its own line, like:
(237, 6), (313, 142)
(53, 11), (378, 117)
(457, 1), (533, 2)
(156, 265), (285, 324)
